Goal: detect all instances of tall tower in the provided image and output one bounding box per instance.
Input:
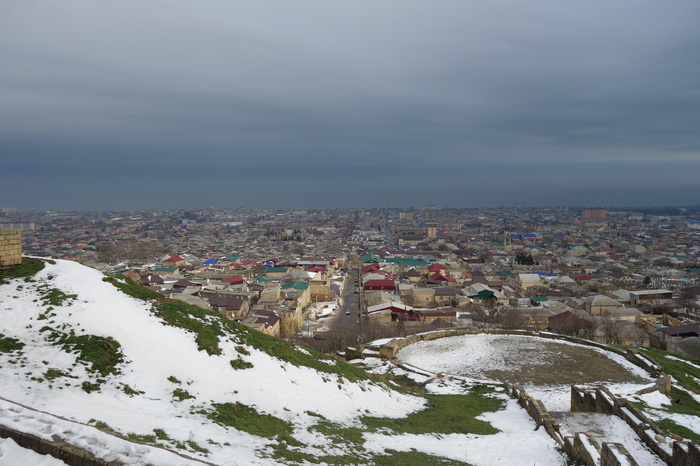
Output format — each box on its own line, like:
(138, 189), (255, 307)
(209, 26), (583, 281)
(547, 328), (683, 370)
(582, 208), (607, 222)
(427, 224), (437, 239)
(0, 229), (22, 268)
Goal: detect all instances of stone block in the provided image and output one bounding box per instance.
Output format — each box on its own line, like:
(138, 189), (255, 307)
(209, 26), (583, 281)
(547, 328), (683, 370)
(601, 442), (639, 466)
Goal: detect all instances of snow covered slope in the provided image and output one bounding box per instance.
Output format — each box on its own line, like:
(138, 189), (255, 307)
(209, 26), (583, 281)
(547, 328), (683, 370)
(0, 259), (567, 465)
(0, 259), (424, 464)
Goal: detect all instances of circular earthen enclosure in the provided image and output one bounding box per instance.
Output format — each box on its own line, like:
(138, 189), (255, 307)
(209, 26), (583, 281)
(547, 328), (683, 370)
(396, 334), (651, 386)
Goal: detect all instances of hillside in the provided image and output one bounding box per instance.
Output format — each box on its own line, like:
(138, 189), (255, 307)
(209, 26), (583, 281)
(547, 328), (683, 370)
(0, 259), (566, 465)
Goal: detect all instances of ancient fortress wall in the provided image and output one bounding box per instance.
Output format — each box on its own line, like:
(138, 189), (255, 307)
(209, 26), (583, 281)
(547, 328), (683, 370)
(353, 329), (694, 465)
(0, 228), (22, 267)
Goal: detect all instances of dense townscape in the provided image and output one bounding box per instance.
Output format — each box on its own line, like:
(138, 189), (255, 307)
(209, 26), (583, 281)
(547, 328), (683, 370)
(2, 205), (699, 358)
(1, 205), (700, 465)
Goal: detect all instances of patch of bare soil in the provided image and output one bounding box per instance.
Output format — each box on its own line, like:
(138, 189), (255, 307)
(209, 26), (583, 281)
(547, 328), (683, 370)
(483, 340), (649, 386)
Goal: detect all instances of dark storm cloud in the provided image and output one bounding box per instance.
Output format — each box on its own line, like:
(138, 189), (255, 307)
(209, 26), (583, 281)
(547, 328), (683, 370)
(1, 0), (699, 210)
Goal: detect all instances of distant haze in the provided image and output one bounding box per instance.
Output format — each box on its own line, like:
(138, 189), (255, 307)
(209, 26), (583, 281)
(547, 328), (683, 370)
(2, 1), (699, 211)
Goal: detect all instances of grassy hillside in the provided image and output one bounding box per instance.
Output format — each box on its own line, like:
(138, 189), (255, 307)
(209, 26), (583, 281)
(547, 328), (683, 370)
(636, 348), (700, 443)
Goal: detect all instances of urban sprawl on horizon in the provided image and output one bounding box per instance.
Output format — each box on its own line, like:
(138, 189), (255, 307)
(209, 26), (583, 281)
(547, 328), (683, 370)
(2, 205), (699, 357)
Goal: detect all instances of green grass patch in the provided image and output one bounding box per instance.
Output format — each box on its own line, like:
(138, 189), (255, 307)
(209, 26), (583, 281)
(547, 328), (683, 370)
(156, 301), (223, 355)
(186, 440), (209, 454)
(656, 418), (700, 443)
(665, 385), (700, 416)
(230, 357), (254, 370)
(39, 287), (77, 307)
(373, 449), (470, 465)
(82, 381), (101, 393)
(314, 454), (357, 464)
(377, 373), (427, 396)
(41, 325), (122, 383)
(54, 333), (123, 377)
(128, 432), (157, 443)
(311, 419), (365, 446)
(0, 258), (45, 283)
(636, 348), (700, 441)
(122, 384), (144, 396)
(206, 402), (296, 441)
(172, 388), (194, 401)
(0, 334), (24, 353)
(362, 388), (503, 436)
(44, 368), (65, 380)
(270, 443), (318, 463)
(638, 348), (700, 409)
(649, 350), (699, 393)
(89, 420), (118, 435)
(153, 428), (170, 440)
(103, 276), (163, 301)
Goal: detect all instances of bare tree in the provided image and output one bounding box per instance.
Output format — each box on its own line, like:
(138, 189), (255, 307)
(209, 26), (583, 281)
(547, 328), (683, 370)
(640, 299), (673, 316)
(624, 324), (649, 347)
(470, 304), (492, 330)
(497, 307), (526, 330)
(97, 240), (164, 266)
(549, 314), (593, 339)
(595, 317), (622, 344)
(97, 242), (121, 264)
(358, 319), (397, 344)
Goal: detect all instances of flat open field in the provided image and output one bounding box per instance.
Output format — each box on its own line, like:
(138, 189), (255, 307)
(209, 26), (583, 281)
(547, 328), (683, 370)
(396, 333), (651, 386)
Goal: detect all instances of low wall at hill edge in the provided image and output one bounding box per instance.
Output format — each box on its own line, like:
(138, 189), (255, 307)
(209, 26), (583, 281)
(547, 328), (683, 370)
(0, 424), (116, 466)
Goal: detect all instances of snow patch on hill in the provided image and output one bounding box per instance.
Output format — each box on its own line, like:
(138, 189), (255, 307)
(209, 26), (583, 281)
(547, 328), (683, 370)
(0, 260), (425, 463)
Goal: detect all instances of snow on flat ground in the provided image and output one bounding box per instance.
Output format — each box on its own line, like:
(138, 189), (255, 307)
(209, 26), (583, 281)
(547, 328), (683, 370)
(395, 333), (654, 412)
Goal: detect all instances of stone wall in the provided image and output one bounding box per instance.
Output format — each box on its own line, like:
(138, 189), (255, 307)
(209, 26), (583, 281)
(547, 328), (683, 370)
(0, 423), (115, 466)
(357, 330), (677, 466)
(510, 384), (641, 466)
(0, 399), (213, 466)
(601, 442), (639, 466)
(509, 385), (564, 446)
(563, 433), (642, 466)
(571, 385), (700, 466)
(309, 279), (331, 302)
(358, 328), (662, 379)
(279, 307), (303, 338)
(0, 228), (22, 268)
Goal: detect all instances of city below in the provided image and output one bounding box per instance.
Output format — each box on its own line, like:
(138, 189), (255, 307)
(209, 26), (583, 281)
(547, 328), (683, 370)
(1, 204), (700, 465)
(1, 205), (699, 357)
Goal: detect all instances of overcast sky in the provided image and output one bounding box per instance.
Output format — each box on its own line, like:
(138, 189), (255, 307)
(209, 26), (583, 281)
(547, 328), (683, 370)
(2, 1), (699, 211)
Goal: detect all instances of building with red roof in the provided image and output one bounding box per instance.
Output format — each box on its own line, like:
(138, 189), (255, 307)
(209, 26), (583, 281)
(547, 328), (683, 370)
(363, 279), (396, 291)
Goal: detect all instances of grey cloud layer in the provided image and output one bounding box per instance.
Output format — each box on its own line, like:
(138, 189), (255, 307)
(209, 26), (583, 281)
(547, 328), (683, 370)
(1, 1), (699, 210)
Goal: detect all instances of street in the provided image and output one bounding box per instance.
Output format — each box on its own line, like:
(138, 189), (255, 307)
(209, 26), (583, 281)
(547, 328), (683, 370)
(338, 266), (361, 324)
